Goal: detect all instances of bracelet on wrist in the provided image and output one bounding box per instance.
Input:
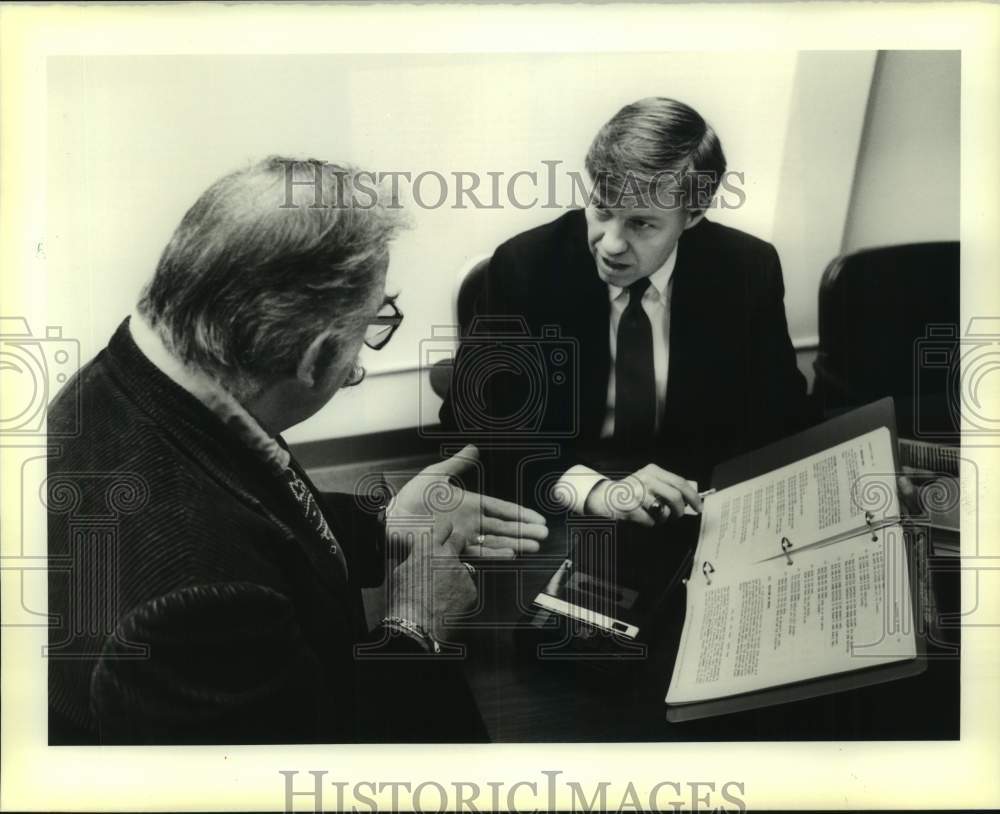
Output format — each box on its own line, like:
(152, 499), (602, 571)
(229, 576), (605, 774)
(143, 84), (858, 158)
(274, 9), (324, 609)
(381, 615), (441, 654)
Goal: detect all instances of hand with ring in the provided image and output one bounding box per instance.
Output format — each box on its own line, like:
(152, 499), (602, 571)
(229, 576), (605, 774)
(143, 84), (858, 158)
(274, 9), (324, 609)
(388, 518), (477, 642)
(390, 444), (549, 559)
(583, 464), (702, 527)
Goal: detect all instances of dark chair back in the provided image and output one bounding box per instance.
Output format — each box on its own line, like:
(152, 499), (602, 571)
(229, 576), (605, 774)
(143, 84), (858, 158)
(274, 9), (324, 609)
(428, 256), (492, 401)
(456, 256), (490, 334)
(813, 241), (960, 438)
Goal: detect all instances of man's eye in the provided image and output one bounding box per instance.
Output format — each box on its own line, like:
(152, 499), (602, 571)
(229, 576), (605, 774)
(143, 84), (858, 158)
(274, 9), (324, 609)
(629, 220), (652, 230)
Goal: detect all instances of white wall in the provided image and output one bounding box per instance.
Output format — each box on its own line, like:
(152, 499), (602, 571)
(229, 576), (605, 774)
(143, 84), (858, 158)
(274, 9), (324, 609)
(46, 52), (875, 442)
(769, 51), (878, 345)
(842, 50), (960, 252)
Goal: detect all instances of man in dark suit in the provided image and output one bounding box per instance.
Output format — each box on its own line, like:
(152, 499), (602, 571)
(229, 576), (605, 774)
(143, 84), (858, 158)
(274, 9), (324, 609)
(441, 98), (809, 525)
(47, 157), (547, 744)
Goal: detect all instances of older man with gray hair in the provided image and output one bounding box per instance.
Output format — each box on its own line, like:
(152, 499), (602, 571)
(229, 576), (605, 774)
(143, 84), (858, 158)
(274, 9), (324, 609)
(47, 157), (547, 744)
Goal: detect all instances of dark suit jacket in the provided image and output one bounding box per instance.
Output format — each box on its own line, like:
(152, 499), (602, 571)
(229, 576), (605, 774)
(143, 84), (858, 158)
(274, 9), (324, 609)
(440, 210), (809, 504)
(48, 319), (485, 744)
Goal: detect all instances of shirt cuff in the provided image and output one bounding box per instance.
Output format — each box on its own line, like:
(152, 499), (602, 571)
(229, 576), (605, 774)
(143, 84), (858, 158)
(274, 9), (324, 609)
(554, 465), (608, 515)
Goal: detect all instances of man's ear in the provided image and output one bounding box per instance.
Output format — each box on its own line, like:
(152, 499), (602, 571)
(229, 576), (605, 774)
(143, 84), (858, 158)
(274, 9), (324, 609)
(684, 211), (706, 230)
(296, 328), (336, 389)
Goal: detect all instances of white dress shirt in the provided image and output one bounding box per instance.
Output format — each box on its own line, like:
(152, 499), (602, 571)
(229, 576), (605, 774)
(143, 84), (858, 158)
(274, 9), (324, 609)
(558, 247), (679, 514)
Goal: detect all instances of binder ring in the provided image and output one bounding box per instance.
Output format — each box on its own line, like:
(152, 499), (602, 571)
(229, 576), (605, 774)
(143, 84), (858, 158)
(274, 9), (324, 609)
(702, 560), (715, 585)
(781, 536), (794, 565)
(864, 510), (878, 541)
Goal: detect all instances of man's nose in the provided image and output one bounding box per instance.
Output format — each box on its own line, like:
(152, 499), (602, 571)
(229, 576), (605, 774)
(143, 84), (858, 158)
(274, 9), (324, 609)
(598, 221), (628, 255)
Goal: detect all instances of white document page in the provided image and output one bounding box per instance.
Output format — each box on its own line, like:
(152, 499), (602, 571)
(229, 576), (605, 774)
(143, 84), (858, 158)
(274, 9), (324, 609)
(666, 524), (916, 705)
(695, 427), (900, 571)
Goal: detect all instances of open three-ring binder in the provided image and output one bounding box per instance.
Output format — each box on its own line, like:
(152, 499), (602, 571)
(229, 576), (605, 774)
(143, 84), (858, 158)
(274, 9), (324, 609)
(665, 398), (926, 722)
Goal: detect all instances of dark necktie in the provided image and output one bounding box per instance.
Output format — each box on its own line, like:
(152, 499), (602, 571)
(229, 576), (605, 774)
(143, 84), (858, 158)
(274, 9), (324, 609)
(614, 277), (656, 443)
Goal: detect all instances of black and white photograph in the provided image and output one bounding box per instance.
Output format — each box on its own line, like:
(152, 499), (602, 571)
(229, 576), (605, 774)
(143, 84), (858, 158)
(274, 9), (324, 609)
(1, 3), (998, 812)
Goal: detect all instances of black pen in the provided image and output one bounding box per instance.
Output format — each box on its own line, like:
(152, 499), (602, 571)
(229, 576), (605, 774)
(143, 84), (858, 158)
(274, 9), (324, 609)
(544, 558), (573, 596)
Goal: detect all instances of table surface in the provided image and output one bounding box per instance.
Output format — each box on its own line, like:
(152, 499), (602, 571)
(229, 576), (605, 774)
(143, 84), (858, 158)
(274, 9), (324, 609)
(454, 517), (961, 742)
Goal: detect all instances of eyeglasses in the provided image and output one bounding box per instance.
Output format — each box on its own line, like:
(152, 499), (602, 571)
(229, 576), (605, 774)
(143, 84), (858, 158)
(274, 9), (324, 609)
(343, 297), (403, 388)
(364, 297), (403, 350)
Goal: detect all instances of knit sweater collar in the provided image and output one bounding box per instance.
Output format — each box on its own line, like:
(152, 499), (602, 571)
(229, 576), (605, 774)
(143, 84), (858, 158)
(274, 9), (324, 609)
(126, 312), (290, 473)
(104, 317), (293, 481)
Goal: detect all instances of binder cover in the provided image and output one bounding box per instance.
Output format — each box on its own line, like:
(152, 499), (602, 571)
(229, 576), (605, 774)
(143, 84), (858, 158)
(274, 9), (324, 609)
(666, 397), (927, 722)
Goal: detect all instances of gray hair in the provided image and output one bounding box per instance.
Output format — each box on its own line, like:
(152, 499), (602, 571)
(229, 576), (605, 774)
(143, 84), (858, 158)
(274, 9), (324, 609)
(138, 156), (405, 395)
